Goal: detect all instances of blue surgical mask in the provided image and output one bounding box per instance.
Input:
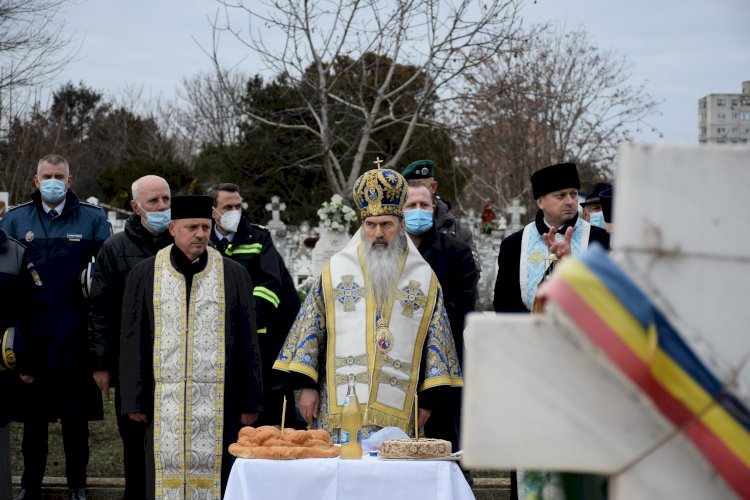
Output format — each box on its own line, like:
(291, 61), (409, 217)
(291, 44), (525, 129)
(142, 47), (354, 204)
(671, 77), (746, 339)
(39, 179), (66, 203)
(589, 211), (606, 229)
(404, 209), (433, 235)
(143, 208), (171, 234)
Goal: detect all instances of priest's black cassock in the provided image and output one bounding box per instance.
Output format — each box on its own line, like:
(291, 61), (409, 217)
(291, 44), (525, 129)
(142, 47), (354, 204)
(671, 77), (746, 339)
(119, 244), (263, 499)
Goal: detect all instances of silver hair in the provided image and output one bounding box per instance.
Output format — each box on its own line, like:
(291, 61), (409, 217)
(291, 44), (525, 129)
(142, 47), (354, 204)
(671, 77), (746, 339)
(131, 175), (170, 204)
(362, 227), (407, 309)
(37, 154), (70, 176)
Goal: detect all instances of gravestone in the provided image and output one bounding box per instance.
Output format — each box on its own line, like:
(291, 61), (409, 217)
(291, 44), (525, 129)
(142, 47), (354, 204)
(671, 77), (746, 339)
(505, 198), (527, 233)
(264, 195), (288, 250)
(310, 228), (350, 277)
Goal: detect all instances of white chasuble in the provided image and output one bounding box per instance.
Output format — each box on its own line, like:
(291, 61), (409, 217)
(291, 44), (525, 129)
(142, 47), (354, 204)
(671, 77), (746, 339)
(519, 218), (591, 310)
(321, 230), (437, 432)
(152, 246), (225, 500)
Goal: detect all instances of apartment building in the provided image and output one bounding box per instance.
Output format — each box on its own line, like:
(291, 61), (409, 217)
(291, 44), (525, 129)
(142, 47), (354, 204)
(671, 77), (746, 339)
(698, 81), (750, 144)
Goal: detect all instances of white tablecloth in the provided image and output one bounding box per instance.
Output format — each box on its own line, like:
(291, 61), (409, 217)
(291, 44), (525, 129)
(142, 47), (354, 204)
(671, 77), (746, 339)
(225, 455), (475, 500)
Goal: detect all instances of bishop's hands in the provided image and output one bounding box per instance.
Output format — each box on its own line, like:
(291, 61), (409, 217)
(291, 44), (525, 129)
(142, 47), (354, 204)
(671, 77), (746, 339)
(543, 226), (573, 260)
(299, 388), (320, 426)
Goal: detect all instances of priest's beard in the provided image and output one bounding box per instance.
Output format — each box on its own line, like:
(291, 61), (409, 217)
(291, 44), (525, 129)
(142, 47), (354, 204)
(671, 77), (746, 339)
(363, 229), (407, 309)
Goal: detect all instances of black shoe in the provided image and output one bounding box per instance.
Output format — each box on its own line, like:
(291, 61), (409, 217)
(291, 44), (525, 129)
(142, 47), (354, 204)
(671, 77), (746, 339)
(14, 488), (42, 500)
(68, 487), (88, 500)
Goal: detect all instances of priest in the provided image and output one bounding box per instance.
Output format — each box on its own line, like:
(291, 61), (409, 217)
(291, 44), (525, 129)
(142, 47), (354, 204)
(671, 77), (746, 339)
(493, 162), (610, 313)
(273, 168), (463, 442)
(119, 195), (263, 499)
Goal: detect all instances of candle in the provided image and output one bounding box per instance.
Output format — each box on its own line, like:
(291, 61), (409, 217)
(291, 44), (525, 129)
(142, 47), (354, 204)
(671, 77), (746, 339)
(414, 391), (419, 440)
(281, 395), (287, 432)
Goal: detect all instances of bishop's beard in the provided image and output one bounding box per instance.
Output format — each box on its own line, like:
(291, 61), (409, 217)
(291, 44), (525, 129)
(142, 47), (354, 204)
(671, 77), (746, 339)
(363, 229), (407, 309)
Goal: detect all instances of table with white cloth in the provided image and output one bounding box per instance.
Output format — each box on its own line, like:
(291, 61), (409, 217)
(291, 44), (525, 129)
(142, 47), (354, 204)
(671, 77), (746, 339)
(225, 454), (475, 500)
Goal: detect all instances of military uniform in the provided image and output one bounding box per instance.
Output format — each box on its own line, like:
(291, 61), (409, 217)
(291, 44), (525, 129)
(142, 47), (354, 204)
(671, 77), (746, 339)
(0, 229), (29, 500)
(2, 190), (111, 497)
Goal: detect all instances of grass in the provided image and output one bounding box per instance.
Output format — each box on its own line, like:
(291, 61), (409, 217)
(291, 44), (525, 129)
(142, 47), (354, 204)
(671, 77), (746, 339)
(10, 397), (124, 478)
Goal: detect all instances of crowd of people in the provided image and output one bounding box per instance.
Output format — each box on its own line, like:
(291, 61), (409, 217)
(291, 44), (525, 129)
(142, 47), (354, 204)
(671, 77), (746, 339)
(0, 154), (612, 500)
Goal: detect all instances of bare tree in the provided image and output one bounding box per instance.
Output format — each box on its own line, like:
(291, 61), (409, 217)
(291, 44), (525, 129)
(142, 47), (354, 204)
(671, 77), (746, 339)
(0, 0), (74, 128)
(456, 27), (661, 212)
(211, 0), (526, 199)
(166, 70), (247, 161)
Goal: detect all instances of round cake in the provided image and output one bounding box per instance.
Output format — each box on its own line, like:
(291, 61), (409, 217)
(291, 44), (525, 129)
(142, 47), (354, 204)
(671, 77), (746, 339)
(379, 438), (452, 459)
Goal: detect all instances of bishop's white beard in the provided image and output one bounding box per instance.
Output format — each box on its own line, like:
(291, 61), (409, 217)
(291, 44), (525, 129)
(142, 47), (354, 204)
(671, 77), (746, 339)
(363, 229), (407, 309)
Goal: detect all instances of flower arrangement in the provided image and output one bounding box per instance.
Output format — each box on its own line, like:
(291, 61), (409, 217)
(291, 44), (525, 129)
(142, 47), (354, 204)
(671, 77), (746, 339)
(317, 194), (357, 232)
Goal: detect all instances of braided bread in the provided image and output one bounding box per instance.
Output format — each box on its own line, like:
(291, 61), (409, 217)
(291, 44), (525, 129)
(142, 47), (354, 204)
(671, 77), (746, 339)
(228, 426), (341, 460)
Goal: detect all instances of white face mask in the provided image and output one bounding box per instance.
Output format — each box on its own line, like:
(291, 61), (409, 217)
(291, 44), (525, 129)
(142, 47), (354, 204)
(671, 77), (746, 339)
(588, 211), (606, 229)
(219, 209), (242, 233)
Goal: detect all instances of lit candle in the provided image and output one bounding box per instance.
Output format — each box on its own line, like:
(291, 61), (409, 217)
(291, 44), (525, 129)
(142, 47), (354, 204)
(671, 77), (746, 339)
(414, 391), (419, 440)
(281, 395), (287, 432)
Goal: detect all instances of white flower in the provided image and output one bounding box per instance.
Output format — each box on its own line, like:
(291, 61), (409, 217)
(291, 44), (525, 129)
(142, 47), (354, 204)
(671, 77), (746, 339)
(318, 194), (355, 232)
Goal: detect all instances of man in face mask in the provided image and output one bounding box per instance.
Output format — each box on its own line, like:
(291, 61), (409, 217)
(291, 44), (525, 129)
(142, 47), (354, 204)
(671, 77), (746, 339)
(403, 183), (477, 453)
(2, 154), (112, 500)
(88, 174), (172, 500)
(580, 182), (612, 230)
(208, 183), (302, 429)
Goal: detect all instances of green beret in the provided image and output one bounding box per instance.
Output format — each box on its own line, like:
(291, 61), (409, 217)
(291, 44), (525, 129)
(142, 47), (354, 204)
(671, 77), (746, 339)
(402, 159), (435, 180)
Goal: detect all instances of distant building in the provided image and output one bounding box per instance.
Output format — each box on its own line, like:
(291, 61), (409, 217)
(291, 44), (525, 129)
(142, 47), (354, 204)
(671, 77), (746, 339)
(698, 81), (750, 145)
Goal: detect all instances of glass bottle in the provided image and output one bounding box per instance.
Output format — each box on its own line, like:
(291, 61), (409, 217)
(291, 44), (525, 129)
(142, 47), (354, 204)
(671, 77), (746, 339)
(340, 380), (363, 459)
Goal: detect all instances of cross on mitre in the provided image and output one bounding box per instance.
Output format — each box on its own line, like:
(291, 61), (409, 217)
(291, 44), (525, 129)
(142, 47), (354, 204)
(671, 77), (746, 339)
(374, 157), (384, 169)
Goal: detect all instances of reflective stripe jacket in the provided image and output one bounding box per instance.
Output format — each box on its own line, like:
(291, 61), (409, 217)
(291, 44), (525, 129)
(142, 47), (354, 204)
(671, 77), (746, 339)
(210, 214), (301, 374)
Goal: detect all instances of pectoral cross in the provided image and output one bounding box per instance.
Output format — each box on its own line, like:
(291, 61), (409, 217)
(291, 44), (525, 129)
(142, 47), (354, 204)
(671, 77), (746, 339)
(374, 157), (384, 169)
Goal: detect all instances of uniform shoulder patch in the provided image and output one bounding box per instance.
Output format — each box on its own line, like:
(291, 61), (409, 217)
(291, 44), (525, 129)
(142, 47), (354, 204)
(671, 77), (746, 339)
(79, 200), (104, 210)
(6, 201), (33, 212)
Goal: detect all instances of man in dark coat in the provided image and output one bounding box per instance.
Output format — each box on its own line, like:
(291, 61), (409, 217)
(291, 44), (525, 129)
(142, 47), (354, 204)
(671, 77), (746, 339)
(2, 154), (111, 500)
(119, 196), (263, 499)
(493, 162), (610, 313)
(403, 183), (477, 451)
(0, 228), (30, 500)
(207, 183), (301, 428)
(88, 175), (172, 500)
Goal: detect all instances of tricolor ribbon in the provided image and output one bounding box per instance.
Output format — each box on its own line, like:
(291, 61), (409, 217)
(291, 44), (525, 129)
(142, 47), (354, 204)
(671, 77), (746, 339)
(538, 245), (750, 497)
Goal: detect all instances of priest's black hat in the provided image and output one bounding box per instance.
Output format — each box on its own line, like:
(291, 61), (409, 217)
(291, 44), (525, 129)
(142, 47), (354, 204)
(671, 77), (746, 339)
(581, 182), (613, 206)
(599, 187), (614, 223)
(531, 162), (580, 199)
(171, 195), (213, 220)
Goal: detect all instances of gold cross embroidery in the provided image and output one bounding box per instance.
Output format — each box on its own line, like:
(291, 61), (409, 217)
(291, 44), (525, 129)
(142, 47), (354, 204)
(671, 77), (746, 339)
(529, 249), (546, 266)
(332, 275), (367, 312)
(396, 280), (428, 318)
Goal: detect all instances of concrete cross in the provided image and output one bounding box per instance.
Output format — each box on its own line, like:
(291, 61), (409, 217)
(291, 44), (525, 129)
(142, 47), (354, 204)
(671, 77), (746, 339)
(506, 198), (527, 232)
(264, 195), (287, 224)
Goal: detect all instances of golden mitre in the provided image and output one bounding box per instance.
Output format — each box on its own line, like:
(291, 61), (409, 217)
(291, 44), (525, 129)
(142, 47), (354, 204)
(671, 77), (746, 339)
(352, 168), (407, 219)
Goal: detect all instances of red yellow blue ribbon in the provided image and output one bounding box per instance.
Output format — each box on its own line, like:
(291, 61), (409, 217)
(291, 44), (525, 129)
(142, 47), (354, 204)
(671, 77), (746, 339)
(538, 246), (750, 497)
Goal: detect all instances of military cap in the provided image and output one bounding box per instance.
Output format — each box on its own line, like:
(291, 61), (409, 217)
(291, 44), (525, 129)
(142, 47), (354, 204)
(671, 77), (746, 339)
(402, 159), (435, 180)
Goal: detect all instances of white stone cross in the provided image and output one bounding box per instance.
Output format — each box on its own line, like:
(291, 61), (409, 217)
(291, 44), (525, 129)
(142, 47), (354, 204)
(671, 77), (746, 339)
(264, 195), (287, 224)
(506, 198), (527, 232)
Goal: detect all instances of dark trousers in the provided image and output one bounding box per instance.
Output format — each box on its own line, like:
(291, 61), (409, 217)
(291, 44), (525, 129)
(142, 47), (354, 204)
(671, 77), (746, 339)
(117, 413), (148, 500)
(0, 420), (11, 500)
(424, 389), (461, 451)
(20, 416), (88, 491)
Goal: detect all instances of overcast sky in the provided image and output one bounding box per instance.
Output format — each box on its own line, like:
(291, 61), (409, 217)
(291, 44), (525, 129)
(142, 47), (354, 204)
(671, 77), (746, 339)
(55, 0), (749, 145)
